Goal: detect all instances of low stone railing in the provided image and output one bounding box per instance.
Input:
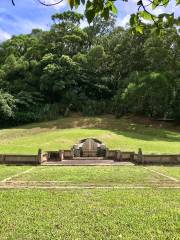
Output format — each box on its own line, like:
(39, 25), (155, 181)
(134, 148), (180, 164)
(107, 150), (134, 161)
(0, 154), (39, 165)
(0, 148), (180, 165)
(0, 149), (48, 165)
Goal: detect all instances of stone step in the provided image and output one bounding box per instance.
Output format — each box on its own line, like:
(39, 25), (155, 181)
(42, 160), (135, 166)
(73, 157), (104, 160)
(63, 159), (114, 164)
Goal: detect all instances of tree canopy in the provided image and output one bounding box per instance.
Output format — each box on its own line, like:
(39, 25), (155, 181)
(0, 11), (180, 125)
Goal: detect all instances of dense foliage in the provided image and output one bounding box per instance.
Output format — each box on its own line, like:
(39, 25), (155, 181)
(68, 0), (180, 33)
(0, 11), (180, 124)
(12, 0), (180, 33)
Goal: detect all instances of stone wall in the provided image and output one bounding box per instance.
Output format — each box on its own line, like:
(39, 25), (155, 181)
(0, 149), (48, 165)
(134, 149), (180, 164)
(41, 152), (48, 163)
(0, 154), (39, 164)
(107, 150), (116, 159)
(107, 150), (134, 161)
(0, 155), (4, 163)
(122, 152), (134, 161)
(0, 148), (179, 165)
(63, 150), (73, 159)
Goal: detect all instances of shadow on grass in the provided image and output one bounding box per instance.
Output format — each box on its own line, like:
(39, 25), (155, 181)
(12, 116), (180, 143)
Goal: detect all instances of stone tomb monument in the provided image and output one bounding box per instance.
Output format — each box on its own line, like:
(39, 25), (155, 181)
(72, 138), (107, 158)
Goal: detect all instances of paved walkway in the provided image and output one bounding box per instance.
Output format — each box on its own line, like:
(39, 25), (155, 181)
(0, 183), (179, 189)
(42, 160), (135, 166)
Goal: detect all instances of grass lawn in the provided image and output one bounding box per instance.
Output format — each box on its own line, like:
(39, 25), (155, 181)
(0, 189), (179, 240)
(0, 115), (179, 239)
(11, 166), (166, 185)
(148, 166), (180, 180)
(0, 165), (179, 239)
(0, 116), (180, 154)
(0, 165), (30, 181)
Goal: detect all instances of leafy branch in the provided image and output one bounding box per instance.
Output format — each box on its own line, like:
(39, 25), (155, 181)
(11, 0), (180, 33)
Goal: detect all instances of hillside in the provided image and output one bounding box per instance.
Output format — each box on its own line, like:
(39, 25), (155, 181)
(0, 13), (179, 124)
(0, 115), (180, 154)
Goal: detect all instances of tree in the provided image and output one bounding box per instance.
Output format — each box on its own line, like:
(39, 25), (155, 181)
(51, 11), (88, 56)
(0, 91), (16, 120)
(84, 14), (116, 48)
(0, 10), (180, 123)
(116, 72), (174, 118)
(11, 0), (180, 33)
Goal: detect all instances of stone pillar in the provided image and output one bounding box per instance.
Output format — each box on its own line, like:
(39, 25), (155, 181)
(38, 149), (42, 164)
(71, 148), (74, 159)
(0, 154), (3, 163)
(105, 148), (109, 159)
(138, 148), (143, 164)
(4, 154), (6, 164)
(116, 150), (122, 162)
(130, 152), (135, 162)
(177, 155), (180, 164)
(59, 150), (64, 161)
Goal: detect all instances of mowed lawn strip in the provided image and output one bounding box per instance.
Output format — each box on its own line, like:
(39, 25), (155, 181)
(0, 116), (180, 154)
(0, 189), (179, 240)
(12, 166), (167, 185)
(0, 165), (32, 181)
(148, 166), (180, 180)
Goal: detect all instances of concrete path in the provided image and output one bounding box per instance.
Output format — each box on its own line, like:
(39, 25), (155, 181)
(42, 160), (135, 166)
(0, 184), (179, 189)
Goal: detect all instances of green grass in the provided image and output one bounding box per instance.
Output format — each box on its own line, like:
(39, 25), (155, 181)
(0, 165), (30, 181)
(12, 166), (166, 185)
(148, 166), (180, 180)
(0, 116), (180, 154)
(0, 189), (179, 240)
(0, 165), (179, 239)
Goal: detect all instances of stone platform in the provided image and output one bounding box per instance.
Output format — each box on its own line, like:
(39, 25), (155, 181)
(42, 160), (135, 166)
(73, 157), (104, 160)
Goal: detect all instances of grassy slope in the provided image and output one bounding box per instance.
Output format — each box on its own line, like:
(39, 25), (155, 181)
(0, 115), (180, 154)
(0, 189), (179, 240)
